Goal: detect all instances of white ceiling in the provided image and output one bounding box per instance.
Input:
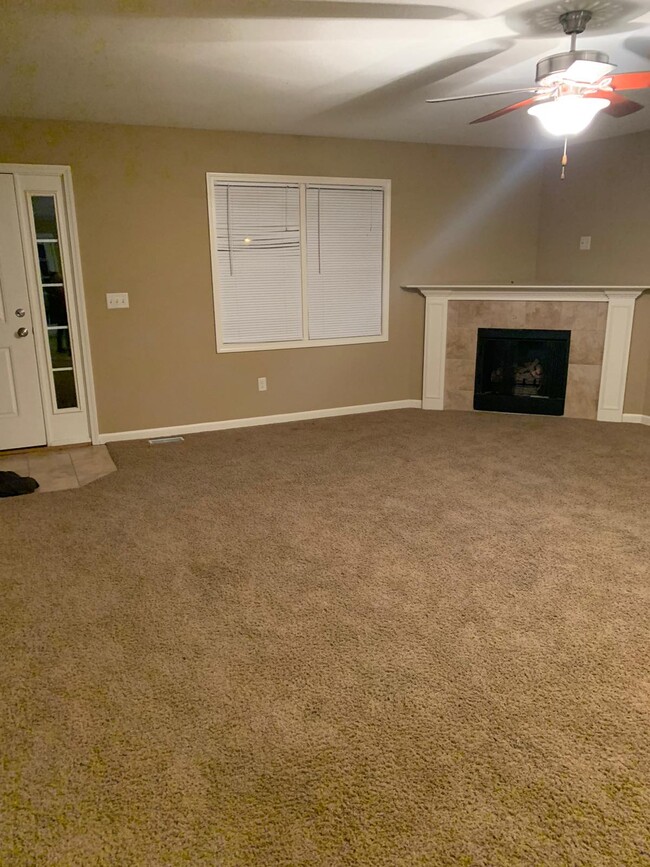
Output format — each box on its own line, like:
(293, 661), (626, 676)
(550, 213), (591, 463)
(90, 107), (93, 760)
(2, 0), (650, 148)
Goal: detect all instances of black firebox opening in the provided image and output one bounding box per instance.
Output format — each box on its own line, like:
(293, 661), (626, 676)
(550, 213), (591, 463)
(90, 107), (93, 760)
(473, 328), (571, 416)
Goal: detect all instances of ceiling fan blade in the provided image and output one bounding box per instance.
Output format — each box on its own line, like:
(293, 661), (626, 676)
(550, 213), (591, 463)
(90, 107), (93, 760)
(606, 71), (650, 91)
(469, 95), (546, 124)
(426, 88), (539, 105)
(588, 90), (645, 118)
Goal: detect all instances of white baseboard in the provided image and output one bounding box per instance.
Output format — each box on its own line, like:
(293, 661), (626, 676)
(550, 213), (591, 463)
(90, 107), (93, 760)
(621, 413), (650, 426)
(98, 399), (423, 444)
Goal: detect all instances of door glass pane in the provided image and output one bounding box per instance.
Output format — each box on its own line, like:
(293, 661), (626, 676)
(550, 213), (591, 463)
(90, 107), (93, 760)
(48, 329), (73, 369)
(37, 241), (63, 283)
(32, 196), (58, 239)
(43, 285), (68, 327)
(53, 370), (77, 409)
(30, 194), (79, 410)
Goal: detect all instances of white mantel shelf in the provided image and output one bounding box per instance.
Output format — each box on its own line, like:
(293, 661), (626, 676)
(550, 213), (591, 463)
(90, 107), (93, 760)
(406, 284), (647, 423)
(403, 284), (648, 302)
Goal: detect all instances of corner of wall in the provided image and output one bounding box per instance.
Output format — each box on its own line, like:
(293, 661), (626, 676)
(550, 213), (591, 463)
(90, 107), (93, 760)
(533, 134), (650, 416)
(530, 150), (549, 282)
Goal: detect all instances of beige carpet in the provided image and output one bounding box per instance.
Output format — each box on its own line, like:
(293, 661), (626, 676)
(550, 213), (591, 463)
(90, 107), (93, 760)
(1, 410), (649, 866)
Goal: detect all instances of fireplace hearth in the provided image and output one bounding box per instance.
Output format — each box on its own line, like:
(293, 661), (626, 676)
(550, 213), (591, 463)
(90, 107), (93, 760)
(474, 328), (571, 416)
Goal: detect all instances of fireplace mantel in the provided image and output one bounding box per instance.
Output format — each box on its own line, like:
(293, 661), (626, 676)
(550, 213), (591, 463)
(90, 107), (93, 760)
(403, 284), (648, 422)
(404, 284), (647, 302)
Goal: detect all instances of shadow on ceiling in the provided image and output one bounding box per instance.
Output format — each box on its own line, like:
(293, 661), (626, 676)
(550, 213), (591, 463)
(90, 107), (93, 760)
(30, 0), (476, 22)
(505, 0), (649, 37)
(625, 34), (650, 59)
(307, 39), (514, 125)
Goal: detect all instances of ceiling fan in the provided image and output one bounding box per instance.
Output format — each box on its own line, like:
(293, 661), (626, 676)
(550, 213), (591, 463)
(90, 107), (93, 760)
(426, 8), (650, 173)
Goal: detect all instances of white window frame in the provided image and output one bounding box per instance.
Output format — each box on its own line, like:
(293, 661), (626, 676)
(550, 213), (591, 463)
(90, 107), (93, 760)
(207, 172), (391, 353)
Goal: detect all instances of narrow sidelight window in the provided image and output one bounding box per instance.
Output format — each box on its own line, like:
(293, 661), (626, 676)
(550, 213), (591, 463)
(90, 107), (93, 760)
(30, 195), (78, 410)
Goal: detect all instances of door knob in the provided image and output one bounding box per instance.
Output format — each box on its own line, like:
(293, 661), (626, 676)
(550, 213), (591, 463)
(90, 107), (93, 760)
(15, 308), (26, 318)
(16, 327), (29, 338)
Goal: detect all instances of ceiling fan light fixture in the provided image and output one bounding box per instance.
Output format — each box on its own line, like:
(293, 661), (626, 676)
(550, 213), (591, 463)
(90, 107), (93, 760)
(527, 95), (609, 136)
(564, 58), (616, 84)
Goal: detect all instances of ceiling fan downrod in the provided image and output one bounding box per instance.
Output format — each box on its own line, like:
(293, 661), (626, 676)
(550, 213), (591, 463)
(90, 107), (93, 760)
(557, 11), (590, 179)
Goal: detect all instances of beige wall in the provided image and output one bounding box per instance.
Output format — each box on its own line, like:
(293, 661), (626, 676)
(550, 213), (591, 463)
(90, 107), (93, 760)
(2, 117), (647, 431)
(0, 119), (543, 434)
(536, 131), (650, 416)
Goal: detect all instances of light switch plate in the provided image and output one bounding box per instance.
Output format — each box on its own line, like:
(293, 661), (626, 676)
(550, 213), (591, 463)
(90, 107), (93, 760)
(106, 292), (129, 309)
(258, 377), (267, 392)
(579, 236), (591, 251)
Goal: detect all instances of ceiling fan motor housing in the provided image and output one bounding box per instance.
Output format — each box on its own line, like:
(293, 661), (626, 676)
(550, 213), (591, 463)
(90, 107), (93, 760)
(536, 49), (611, 85)
(559, 10), (592, 35)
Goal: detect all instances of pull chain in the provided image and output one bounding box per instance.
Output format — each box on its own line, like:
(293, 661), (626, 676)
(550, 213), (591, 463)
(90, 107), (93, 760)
(560, 137), (568, 180)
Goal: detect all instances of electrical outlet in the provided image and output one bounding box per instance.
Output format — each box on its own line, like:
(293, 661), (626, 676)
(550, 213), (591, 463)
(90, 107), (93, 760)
(106, 292), (129, 309)
(579, 235), (591, 251)
(257, 377), (267, 392)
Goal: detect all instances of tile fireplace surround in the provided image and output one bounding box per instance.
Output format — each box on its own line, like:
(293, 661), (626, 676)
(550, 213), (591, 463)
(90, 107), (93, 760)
(404, 286), (647, 422)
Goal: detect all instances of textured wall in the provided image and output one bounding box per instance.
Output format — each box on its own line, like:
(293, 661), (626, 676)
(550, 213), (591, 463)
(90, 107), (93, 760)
(0, 119), (544, 434)
(535, 131), (650, 416)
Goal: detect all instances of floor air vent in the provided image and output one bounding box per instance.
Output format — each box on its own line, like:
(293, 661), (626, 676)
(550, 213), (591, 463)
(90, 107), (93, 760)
(148, 436), (185, 445)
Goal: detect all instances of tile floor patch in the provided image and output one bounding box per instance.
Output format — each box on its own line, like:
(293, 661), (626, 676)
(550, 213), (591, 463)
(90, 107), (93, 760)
(0, 446), (116, 494)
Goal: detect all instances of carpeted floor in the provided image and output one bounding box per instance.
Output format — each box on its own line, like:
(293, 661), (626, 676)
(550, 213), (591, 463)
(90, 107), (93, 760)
(1, 410), (649, 866)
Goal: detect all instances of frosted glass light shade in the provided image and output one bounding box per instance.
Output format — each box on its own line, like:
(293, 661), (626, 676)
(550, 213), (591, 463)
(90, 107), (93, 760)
(528, 95), (610, 136)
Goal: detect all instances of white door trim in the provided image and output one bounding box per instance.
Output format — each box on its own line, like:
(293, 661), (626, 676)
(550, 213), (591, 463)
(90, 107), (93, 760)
(0, 164), (99, 446)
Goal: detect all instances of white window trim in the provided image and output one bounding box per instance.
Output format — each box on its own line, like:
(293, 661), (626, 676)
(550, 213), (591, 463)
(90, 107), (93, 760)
(206, 172), (391, 353)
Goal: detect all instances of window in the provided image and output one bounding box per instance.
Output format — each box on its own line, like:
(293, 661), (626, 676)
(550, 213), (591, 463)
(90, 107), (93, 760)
(30, 195), (79, 410)
(207, 173), (390, 352)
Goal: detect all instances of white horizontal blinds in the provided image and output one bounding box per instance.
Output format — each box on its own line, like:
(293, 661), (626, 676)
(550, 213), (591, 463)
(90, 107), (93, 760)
(306, 185), (384, 340)
(214, 182), (303, 344)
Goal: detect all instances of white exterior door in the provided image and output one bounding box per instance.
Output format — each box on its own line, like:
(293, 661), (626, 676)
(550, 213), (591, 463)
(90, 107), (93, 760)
(0, 174), (47, 450)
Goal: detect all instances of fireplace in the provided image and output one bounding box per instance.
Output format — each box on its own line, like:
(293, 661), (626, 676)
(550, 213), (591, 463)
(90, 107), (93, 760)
(473, 328), (571, 415)
(411, 286), (642, 421)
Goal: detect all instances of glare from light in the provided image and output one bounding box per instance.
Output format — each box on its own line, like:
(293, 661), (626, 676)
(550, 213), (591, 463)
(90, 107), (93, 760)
(243, 237), (252, 245)
(564, 59), (616, 84)
(528, 95), (609, 136)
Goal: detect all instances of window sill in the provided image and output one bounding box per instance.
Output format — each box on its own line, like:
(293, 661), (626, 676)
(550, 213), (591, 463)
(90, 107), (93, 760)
(216, 333), (388, 353)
